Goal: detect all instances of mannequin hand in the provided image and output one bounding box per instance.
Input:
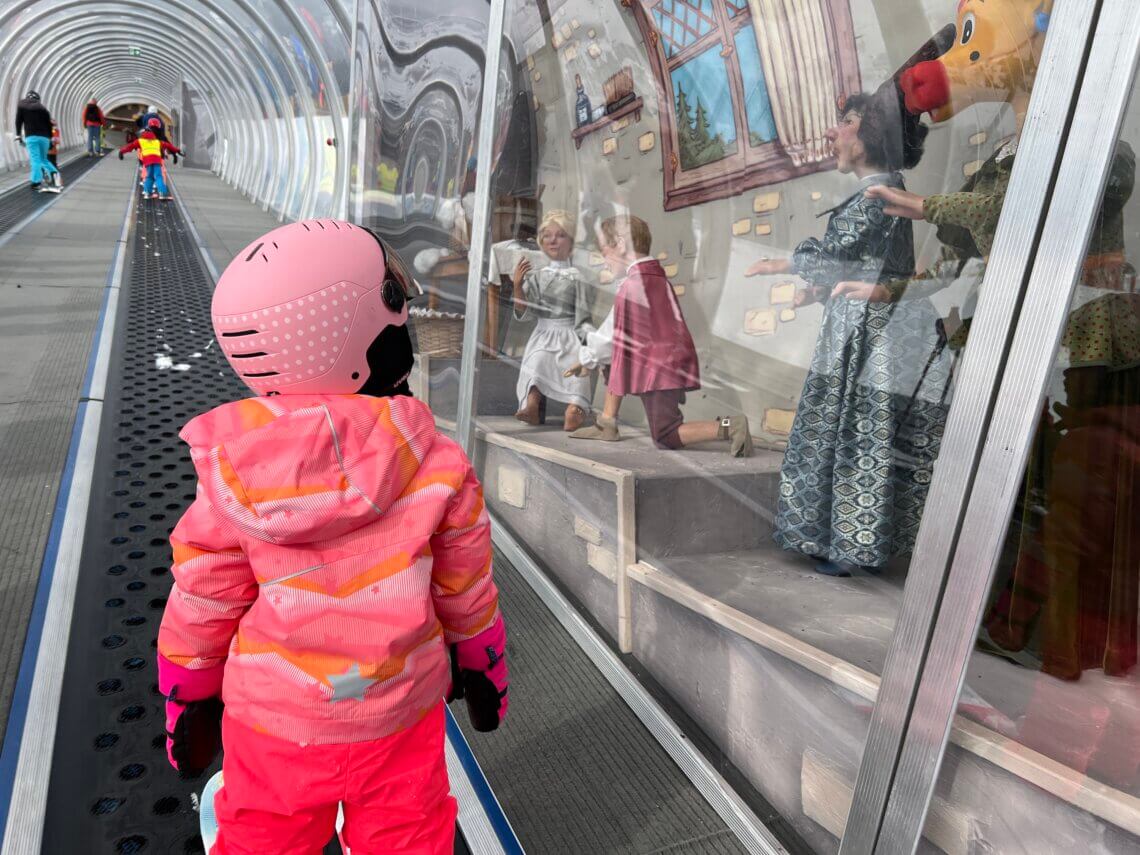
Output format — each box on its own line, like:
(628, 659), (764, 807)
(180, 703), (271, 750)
(118, 151), (124, 160)
(14, 136), (24, 147)
(448, 616), (509, 732)
(564, 362), (591, 378)
(832, 281), (891, 303)
(745, 258), (790, 277)
(864, 185), (925, 220)
(512, 258), (532, 287)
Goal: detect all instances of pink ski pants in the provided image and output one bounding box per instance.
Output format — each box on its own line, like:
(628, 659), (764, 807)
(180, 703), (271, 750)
(212, 703), (456, 854)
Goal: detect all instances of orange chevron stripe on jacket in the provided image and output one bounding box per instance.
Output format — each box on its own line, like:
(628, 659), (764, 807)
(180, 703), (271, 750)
(157, 394), (499, 744)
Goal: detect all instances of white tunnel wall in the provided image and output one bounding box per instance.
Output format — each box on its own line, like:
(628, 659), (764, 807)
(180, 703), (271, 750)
(0, 0), (353, 222)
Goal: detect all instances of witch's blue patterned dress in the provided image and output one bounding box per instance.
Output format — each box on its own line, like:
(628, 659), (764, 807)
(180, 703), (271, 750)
(773, 172), (953, 568)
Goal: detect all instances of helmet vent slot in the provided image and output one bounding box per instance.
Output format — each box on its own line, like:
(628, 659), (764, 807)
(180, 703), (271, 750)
(243, 371), (279, 378)
(221, 329), (258, 338)
(231, 352), (267, 359)
(244, 243), (264, 262)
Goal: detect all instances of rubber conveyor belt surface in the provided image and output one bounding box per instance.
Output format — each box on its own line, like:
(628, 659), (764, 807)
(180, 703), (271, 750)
(0, 155), (106, 236)
(455, 548), (753, 855)
(37, 187), (470, 854)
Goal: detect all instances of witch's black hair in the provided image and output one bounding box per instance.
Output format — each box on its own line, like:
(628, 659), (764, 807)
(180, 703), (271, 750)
(842, 91), (928, 172)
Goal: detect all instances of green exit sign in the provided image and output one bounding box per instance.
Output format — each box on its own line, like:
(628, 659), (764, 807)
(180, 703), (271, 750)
(128, 46), (141, 57)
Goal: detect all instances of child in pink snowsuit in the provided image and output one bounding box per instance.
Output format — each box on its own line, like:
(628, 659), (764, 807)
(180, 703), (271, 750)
(156, 220), (509, 854)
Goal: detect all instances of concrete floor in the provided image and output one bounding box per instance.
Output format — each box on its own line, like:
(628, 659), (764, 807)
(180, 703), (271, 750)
(168, 165), (282, 272)
(0, 158), (132, 741)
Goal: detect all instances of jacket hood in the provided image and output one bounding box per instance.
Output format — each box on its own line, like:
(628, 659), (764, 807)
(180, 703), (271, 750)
(181, 394), (438, 545)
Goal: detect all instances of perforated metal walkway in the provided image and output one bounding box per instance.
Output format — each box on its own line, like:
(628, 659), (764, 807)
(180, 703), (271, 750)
(39, 181), (255, 854)
(20, 178), (475, 855)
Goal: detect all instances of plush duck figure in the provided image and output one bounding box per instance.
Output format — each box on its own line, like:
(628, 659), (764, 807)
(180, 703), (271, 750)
(834, 0), (1054, 316)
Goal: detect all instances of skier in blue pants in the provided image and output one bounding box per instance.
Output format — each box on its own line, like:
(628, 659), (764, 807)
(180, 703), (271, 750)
(14, 90), (62, 193)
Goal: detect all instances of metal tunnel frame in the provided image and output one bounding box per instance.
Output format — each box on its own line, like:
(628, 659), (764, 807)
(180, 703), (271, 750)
(0, 0), (351, 221)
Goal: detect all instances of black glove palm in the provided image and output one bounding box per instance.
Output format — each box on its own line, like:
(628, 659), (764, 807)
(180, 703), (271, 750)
(448, 646), (507, 733)
(167, 696), (224, 779)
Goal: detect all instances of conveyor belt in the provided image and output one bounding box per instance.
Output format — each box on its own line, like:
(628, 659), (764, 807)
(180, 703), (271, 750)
(36, 184), (472, 854)
(454, 548), (758, 855)
(40, 178), (244, 854)
(0, 154), (106, 236)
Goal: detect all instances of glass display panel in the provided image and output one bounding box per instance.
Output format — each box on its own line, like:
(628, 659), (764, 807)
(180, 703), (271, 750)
(465, 0), (1052, 849)
(355, 0), (491, 424)
(922, 50), (1140, 855)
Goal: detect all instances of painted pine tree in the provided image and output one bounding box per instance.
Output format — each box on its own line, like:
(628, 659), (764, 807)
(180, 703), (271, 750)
(675, 82), (729, 170)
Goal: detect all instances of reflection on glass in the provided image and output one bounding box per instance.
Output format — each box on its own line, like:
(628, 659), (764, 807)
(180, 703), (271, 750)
(452, 0), (1115, 850)
(879, 0), (1140, 851)
(929, 99), (1140, 855)
(982, 145), (1137, 684)
(357, 0), (491, 423)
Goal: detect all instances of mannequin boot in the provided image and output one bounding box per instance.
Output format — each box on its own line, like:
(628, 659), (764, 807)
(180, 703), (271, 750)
(570, 414), (620, 442)
(717, 415), (754, 458)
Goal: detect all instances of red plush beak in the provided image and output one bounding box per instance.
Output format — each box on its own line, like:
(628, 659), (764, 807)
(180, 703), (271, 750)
(900, 60), (951, 115)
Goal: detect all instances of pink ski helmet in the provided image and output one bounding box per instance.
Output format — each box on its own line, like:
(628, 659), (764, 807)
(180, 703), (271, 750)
(212, 219), (421, 396)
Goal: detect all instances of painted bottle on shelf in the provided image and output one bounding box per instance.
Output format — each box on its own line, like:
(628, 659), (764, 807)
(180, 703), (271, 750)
(574, 74), (592, 128)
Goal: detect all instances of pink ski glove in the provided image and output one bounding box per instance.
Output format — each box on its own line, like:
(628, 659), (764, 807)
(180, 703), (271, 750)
(157, 654), (225, 778)
(449, 616), (509, 731)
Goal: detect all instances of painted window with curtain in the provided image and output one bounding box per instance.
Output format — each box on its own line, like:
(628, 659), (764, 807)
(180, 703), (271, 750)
(633, 0), (860, 210)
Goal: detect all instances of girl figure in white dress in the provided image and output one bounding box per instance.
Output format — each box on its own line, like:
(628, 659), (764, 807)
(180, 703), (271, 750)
(512, 210), (594, 431)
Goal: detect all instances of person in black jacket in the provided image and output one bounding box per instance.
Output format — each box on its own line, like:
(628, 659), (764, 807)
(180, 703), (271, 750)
(136, 105), (167, 142)
(14, 90), (62, 192)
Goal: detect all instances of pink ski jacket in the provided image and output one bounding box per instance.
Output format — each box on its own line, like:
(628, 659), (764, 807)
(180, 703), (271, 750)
(157, 393), (499, 745)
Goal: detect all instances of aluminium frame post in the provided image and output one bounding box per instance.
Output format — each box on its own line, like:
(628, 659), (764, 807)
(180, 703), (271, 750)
(838, 2), (1102, 852)
(455, 0), (508, 456)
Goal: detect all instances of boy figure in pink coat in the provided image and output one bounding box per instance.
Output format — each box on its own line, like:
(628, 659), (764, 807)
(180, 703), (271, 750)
(568, 214), (753, 456)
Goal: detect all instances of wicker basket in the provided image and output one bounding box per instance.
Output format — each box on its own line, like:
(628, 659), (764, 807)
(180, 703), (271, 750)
(411, 309), (466, 358)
